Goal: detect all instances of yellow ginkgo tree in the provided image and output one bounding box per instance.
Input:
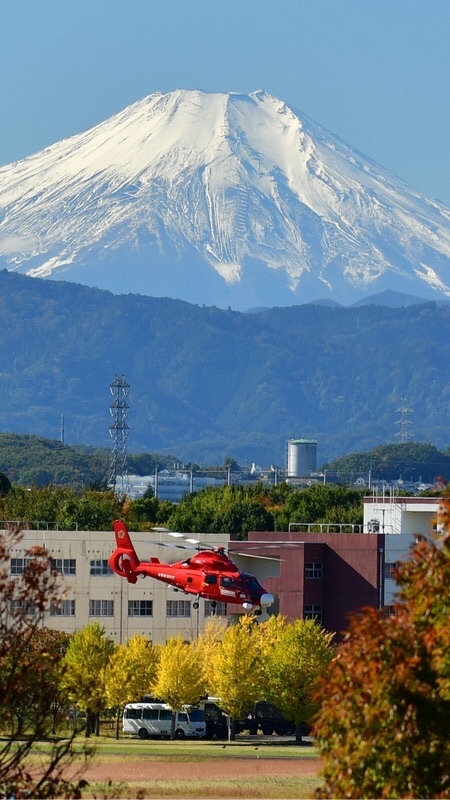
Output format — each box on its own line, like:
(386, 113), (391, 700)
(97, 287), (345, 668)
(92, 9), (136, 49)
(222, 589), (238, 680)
(152, 634), (207, 739)
(209, 616), (263, 740)
(62, 622), (115, 737)
(104, 634), (160, 738)
(260, 616), (334, 743)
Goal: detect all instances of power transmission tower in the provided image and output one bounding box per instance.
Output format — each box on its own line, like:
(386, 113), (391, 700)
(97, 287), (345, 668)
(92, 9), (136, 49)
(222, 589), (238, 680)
(394, 399), (414, 443)
(108, 374), (130, 492)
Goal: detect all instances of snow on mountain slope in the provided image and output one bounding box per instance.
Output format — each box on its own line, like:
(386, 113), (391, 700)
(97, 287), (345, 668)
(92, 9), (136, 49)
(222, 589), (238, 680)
(1, 89), (450, 309)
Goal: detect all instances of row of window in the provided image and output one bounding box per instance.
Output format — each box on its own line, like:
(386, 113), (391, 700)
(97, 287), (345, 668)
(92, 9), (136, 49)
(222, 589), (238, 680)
(12, 558), (332, 581)
(10, 557), (399, 588)
(10, 558), (113, 576)
(9, 599), (227, 618)
(305, 562), (399, 580)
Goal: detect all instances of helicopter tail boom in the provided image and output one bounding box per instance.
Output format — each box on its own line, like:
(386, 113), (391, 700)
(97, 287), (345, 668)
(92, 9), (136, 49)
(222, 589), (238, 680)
(109, 520), (141, 584)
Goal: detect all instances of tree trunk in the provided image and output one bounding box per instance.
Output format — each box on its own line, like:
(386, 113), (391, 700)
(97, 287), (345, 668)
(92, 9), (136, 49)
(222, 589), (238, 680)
(85, 709), (93, 738)
(115, 706), (121, 740)
(295, 723), (305, 744)
(171, 711), (176, 740)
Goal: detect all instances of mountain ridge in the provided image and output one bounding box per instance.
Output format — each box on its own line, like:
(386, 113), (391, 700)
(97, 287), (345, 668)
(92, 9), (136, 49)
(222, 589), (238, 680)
(2, 270), (450, 466)
(1, 89), (449, 309)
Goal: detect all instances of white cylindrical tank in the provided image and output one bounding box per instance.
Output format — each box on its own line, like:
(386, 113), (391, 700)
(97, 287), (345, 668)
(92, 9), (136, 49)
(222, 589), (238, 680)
(287, 438), (317, 478)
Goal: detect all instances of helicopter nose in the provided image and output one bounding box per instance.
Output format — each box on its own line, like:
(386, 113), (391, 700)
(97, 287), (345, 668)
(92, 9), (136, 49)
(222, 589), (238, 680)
(260, 593), (274, 607)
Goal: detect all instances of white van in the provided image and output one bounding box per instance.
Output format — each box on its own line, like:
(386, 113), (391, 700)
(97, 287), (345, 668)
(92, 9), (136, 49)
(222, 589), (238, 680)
(123, 702), (206, 739)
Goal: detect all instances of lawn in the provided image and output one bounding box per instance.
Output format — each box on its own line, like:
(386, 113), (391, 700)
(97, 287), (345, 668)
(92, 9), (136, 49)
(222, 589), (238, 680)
(30, 736), (324, 798)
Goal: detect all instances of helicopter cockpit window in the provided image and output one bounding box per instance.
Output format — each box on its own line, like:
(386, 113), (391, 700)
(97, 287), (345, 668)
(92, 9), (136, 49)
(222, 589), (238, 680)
(242, 573), (265, 592)
(205, 574), (217, 584)
(220, 576), (235, 587)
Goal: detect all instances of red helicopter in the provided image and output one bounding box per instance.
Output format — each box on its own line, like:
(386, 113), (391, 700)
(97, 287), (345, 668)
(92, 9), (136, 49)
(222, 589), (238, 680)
(108, 520), (275, 614)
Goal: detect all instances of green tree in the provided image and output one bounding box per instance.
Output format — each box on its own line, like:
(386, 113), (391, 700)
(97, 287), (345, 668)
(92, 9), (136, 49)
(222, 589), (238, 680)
(67, 489), (123, 531)
(261, 616), (334, 742)
(217, 500), (274, 539)
(152, 635), (206, 739)
(209, 616), (263, 739)
(105, 635), (160, 738)
(0, 485), (124, 531)
(314, 500), (450, 799)
(274, 484), (363, 530)
(62, 622), (115, 737)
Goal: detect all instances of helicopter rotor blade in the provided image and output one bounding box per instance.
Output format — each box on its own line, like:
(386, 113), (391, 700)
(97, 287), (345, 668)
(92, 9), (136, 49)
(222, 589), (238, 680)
(145, 540), (200, 552)
(231, 551), (282, 561)
(167, 531), (221, 552)
(149, 529), (296, 559)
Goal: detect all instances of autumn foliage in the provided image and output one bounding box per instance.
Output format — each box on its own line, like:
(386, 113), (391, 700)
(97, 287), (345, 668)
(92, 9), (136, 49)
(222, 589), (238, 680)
(314, 498), (450, 799)
(0, 526), (90, 797)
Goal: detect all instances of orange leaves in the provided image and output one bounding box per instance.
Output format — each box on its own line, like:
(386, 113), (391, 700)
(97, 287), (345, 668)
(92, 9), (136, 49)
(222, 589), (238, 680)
(314, 533), (450, 798)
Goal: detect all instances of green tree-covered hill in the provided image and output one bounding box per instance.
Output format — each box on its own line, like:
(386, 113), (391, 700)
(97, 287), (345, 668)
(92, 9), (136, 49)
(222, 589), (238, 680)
(3, 270), (450, 465)
(0, 433), (179, 489)
(325, 442), (450, 485)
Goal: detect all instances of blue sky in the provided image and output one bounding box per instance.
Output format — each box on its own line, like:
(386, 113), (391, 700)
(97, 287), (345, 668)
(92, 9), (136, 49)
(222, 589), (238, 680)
(1, 0), (449, 205)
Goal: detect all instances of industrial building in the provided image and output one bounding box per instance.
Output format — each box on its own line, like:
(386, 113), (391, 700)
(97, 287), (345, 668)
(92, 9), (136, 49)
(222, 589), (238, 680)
(228, 495), (442, 635)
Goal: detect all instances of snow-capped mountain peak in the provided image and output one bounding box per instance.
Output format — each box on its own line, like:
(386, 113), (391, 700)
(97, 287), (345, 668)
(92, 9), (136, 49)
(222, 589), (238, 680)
(1, 89), (449, 308)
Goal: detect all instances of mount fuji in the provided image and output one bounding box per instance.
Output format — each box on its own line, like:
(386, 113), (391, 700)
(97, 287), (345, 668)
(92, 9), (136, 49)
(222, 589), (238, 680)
(1, 89), (450, 310)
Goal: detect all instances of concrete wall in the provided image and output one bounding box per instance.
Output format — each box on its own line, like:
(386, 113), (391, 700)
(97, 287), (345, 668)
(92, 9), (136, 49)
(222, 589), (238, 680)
(4, 528), (229, 644)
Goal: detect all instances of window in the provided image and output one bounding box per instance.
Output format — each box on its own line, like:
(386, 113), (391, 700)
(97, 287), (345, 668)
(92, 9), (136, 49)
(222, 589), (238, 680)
(89, 599), (114, 617)
(10, 558), (32, 576)
(90, 560), (113, 576)
(204, 601), (227, 617)
(220, 576), (235, 587)
(384, 562), (397, 580)
(128, 600), (153, 617)
(166, 600), (191, 617)
(204, 574), (218, 585)
(50, 600), (76, 617)
(125, 707), (142, 720)
(10, 600), (36, 616)
(304, 605), (322, 621)
(51, 558), (76, 576)
(305, 562), (323, 579)
(384, 605), (397, 617)
(142, 707), (158, 720)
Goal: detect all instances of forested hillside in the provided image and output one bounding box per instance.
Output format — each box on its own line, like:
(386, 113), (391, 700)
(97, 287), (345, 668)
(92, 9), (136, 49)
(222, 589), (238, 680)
(3, 270), (450, 465)
(0, 434), (179, 489)
(325, 442), (450, 484)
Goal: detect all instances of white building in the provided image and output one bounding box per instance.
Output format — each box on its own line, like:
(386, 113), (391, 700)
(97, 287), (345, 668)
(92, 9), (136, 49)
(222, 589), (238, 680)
(363, 493), (442, 609)
(5, 527), (229, 644)
(121, 473), (225, 502)
(363, 493), (441, 537)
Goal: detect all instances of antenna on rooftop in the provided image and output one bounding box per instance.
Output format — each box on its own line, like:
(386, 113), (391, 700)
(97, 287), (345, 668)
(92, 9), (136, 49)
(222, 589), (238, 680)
(108, 374), (130, 493)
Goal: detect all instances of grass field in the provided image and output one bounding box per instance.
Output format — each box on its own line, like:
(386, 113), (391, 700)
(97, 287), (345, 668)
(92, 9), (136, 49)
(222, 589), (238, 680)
(30, 736), (324, 798)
